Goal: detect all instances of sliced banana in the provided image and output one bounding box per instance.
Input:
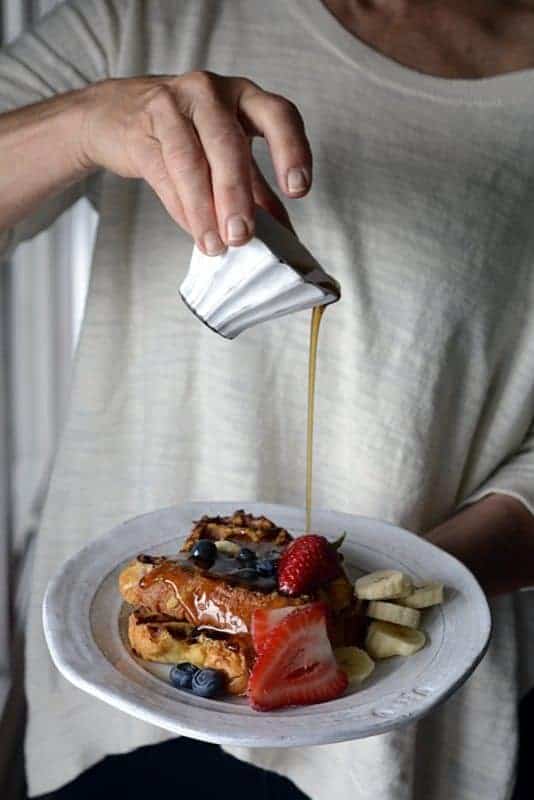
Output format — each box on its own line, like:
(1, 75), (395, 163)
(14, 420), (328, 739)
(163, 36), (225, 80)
(355, 570), (412, 601)
(334, 646), (375, 683)
(365, 620), (426, 659)
(214, 540), (240, 557)
(401, 582), (444, 609)
(367, 600), (421, 629)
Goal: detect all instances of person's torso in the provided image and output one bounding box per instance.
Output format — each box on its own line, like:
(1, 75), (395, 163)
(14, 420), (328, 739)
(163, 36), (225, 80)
(79, 0), (534, 531)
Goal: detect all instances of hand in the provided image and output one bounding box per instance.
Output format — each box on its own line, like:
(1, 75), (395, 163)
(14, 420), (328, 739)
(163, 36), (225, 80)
(79, 73), (312, 254)
(426, 493), (534, 596)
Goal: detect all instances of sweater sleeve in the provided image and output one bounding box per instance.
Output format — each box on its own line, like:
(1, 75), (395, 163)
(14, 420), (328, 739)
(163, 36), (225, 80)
(0, 0), (126, 259)
(460, 423), (534, 516)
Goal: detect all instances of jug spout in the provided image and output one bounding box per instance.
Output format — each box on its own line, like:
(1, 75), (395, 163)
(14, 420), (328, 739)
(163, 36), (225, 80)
(179, 208), (340, 339)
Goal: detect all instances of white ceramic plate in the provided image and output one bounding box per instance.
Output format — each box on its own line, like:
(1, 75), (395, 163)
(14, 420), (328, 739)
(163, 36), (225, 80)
(43, 502), (491, 747)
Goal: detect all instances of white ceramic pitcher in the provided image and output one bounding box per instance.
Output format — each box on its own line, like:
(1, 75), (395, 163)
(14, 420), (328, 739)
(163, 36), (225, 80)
(179, 208), (341, 338)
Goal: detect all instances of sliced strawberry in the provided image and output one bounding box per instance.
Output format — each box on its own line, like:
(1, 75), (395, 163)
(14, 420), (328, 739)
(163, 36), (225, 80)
(248, 603), (348, 711)
(277, 534), (343, 596)
(251, 605), (312, 654)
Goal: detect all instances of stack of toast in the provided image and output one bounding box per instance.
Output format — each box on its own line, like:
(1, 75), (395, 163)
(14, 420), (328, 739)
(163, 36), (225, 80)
(119, 510), (365, 697)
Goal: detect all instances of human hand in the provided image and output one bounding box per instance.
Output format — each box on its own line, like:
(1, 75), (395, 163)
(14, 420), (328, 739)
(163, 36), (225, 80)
(426, 493), (534, 596)
(80, 73), (312, 254)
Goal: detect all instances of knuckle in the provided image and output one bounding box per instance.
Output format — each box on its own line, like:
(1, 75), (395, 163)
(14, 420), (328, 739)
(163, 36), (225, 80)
(267, 92), (301, 121)
(232, 75), (257, 93)
(183, 69), (218, 97)
(144, 84), (176, 116)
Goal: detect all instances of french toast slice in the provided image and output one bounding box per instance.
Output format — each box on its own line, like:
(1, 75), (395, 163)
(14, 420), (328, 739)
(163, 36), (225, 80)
(119, 511), (304, 635)
(120, 555), (307, 634)
(127, 608), (252, 695)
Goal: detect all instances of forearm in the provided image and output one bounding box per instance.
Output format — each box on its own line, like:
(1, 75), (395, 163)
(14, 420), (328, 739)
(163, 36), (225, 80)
(426, 493), (534, 596)
(0, 89), (93, 231)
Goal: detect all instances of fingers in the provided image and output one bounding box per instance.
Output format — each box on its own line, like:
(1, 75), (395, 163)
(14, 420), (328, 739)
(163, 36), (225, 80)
(149, 87), (225, 255)
(250, 158), (294, 232)
(239, 83), (313, 200)
(190, 96), (255, 247)
(138, 75), (311, 255)
(135, 137), (188, 230)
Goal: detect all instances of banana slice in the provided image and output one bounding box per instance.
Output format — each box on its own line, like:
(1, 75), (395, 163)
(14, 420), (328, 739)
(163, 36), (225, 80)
(401, 582), (444, 609)
(365, 620), (426, 659)
(214, 540), (240, 556)
(355, 570), (412, 601)
(367, 600), (421, 629)
(334, 646), (375, 683)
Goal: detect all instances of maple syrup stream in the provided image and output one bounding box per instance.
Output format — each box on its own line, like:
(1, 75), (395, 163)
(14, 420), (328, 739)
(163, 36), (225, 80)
(305, 305), (325, 532)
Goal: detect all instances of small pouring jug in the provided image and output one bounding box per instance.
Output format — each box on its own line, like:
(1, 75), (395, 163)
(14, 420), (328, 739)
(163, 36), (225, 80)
(179, 209), (341, 339)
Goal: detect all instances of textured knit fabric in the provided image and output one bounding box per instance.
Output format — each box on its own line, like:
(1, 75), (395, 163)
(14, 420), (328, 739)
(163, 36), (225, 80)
(2, 1), (534, 797)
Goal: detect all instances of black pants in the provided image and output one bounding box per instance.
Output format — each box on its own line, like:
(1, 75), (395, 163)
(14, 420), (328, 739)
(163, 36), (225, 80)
(37, 737), (309, 800)
(36, 689), (534, 800)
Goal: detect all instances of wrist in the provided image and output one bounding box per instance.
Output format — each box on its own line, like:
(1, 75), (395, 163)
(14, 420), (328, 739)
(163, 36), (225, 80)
(74, 82), (108, 173)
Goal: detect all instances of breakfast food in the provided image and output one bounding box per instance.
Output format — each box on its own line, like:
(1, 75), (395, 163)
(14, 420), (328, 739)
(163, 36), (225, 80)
(119, 511), (365, 705)
(334, 646), (375, 683)
(365, 621), (427, 659)
(118, 510), (445, 710)
(400, 582), (444, 609)
(127, 608), (251, 694)
(248, 603), (348, 711)
(366, 600), (421, 629)
(354, 569), (413, 601)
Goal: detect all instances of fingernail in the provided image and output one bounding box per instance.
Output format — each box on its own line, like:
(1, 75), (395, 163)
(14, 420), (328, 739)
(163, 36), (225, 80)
(202, 230), (225, 256)
(287, 167), (309, 195)
(226, 215), (249, 244)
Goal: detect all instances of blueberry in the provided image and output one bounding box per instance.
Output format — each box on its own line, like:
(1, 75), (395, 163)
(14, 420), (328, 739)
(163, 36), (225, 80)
(237, 567), (258, 581)
(191, 668), (225, 698)
(170, 662), (199, 690)
(237, 547), (256, 564)
(191, 539), (217, 566)
(256, 558), (277, 577)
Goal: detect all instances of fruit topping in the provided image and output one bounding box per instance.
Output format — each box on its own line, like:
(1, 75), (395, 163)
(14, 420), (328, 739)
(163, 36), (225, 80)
(365, 620), (426, 659)
(191, 668), (225, 698)
(277, 535), (342, 596)
(214, 540), (241, 557)
(248, 603), (348, 711)
(400, 582), (444, 609)
(190, 539), (217, 567)
(169, 662), (199, 690)
(237, 547), (256, 565)
(251, 605), (312, 654)
(256, 558), (277, 577)
(334, 646), (375, 683)
(366, 600), (420, 629)
(354, 570), (412, 601)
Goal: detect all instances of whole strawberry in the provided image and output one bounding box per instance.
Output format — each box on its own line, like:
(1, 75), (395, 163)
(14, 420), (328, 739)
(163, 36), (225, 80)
(277, 534), (343, 596)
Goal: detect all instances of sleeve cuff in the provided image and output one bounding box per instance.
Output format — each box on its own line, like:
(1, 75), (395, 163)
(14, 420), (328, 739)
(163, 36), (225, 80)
(459, 482), (534, 518)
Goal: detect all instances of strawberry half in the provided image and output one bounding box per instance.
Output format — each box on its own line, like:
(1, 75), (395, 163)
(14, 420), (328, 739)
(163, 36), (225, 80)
(251, 605), (312, 654)
(248, 603), (348, 711)
(277, 534), (342, 596)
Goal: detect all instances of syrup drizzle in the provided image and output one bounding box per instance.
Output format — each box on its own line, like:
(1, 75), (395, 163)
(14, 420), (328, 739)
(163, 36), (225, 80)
(305, 305), (325, 532)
